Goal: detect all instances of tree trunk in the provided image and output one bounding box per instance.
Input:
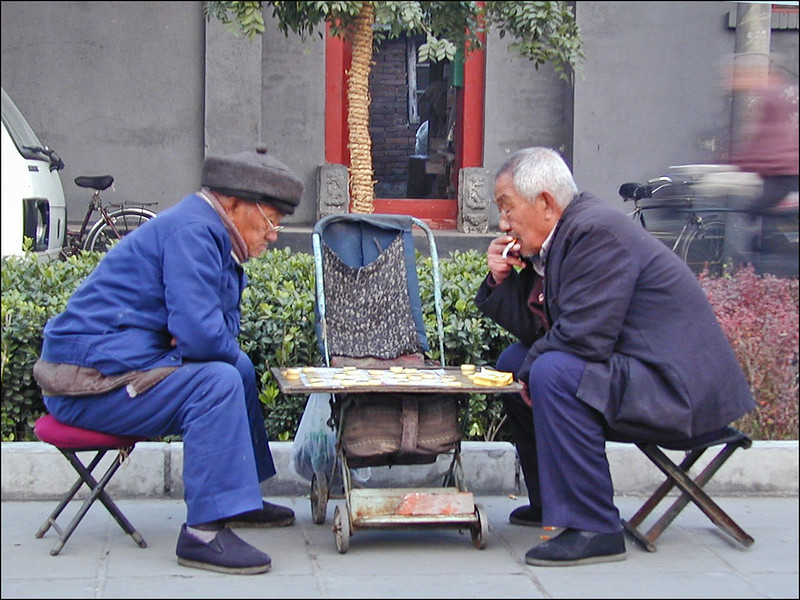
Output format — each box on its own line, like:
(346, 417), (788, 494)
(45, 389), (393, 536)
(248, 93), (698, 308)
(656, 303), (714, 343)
(347, 1), (375, 213)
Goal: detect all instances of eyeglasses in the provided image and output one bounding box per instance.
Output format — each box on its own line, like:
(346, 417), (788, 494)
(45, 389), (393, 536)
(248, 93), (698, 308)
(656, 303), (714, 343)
(255, 203), (285, 233)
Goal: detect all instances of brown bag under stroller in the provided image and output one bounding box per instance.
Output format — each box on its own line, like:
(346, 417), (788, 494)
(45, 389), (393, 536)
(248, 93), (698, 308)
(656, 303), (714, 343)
(338, 392), (460, 468)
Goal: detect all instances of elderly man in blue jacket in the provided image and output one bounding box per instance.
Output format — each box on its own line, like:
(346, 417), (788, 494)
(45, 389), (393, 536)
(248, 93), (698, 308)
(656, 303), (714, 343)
(475, 147), (755, 566)
(35, 144), (303, 575)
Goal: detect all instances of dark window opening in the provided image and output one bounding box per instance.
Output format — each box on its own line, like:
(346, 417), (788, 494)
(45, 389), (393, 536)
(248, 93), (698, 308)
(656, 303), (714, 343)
(370, 35), (457, 199)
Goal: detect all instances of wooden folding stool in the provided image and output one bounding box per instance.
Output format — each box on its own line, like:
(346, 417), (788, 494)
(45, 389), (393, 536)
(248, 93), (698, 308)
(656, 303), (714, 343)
(613, 425), (754, 552)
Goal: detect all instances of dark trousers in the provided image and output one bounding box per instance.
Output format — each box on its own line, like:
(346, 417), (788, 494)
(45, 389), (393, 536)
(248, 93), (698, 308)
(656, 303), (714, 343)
(497, 344), (540, 509)
(727, 175), (799, 264)
(756, 175), (799, 211)
(497, 343), (622, 533)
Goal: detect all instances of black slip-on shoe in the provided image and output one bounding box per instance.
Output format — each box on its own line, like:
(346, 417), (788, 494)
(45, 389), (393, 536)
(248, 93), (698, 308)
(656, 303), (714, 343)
(176, 524), (272, 575)
(525, 528), (626, 567)
(223, 500), (295, 528)
(509, 505), (543, 527)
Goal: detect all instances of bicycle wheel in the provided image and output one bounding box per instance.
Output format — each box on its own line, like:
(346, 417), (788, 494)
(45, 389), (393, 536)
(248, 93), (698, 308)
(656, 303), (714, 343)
(83, 207), (156, 253)
(677, 218), (726, 276)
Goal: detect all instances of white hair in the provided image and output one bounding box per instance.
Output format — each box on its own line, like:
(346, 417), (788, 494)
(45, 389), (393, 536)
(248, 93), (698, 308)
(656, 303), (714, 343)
(496, 147), (578, 209)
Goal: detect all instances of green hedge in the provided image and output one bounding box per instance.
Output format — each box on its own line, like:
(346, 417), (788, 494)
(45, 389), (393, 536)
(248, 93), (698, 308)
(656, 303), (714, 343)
(1, 248), (513, 442)
(2, 249), (796, 442)
(2, 251), (104, 441)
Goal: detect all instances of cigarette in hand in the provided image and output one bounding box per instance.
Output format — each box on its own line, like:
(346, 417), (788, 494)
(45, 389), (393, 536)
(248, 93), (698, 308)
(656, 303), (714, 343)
(502, 238), (519, 259)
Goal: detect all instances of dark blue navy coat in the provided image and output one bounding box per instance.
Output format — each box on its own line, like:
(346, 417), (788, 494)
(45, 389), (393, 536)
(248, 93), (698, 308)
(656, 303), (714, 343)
(476, 192), (755, 439)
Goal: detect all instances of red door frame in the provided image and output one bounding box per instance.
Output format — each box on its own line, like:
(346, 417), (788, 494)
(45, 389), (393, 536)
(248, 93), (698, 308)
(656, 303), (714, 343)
(324, 26), (351, 167)
(456, 29), (486, 170)
(324, 22), (485, 209)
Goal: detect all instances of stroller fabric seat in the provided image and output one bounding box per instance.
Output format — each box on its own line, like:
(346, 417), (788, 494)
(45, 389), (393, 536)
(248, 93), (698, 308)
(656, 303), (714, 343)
(322, 234), (422, 360)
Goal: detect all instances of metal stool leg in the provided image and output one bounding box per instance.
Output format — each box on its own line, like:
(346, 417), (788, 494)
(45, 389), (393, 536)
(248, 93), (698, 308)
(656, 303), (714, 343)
(38, 447), (147, 555)
(35, 450), (108, 540)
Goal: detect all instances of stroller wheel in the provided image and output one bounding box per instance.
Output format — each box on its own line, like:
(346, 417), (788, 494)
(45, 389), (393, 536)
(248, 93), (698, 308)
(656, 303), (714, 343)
(311, 471), (329, 524)
(333, 505), (350, 553)
(471, 504), (489, 549)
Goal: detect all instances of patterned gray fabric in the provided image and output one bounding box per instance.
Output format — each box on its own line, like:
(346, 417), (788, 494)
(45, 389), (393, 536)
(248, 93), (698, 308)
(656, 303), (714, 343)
(322, 234), (422, 359)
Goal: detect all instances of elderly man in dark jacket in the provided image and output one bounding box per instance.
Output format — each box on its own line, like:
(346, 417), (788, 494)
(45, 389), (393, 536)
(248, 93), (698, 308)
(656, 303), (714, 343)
(475, 147), (755, 566)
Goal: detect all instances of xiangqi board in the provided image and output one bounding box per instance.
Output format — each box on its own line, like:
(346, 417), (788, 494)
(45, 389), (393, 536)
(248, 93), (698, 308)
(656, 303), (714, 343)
(271, 366), (521, 395)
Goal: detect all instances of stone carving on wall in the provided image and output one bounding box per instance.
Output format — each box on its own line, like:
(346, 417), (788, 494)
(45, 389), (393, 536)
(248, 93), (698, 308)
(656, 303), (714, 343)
(457, 167), (492, 233)
(317, 163), (350, 220)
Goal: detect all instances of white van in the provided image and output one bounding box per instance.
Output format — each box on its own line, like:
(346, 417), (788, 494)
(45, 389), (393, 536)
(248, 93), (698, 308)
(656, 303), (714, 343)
(1, 87), (67, 259)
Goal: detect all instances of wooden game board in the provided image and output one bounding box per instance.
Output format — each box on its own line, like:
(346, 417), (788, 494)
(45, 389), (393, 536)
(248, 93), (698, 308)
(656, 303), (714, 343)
(271, 365), (522, 395)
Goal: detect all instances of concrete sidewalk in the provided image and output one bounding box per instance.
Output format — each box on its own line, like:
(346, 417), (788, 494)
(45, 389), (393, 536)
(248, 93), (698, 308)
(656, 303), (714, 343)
(2, 495), (798, 598)
(2, 440), (798, 598)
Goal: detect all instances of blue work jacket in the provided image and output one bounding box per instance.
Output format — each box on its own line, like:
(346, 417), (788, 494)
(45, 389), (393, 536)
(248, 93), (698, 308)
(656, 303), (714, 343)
(41, 193), (246, 375)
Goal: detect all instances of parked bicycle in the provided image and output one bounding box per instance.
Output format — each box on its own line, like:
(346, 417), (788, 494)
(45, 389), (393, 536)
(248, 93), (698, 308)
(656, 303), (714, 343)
(619, 174), (726, 275)
(59, 175), (157, 259)
(620, 166), (798, 277)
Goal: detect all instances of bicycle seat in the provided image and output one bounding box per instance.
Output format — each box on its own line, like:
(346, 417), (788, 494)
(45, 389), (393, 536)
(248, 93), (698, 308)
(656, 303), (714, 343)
(618, 182), (652, 201)
(74, 175), (114, 191)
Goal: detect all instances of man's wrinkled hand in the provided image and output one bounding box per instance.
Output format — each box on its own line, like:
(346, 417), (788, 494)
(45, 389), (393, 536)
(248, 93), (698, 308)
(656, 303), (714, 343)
(488, 235), (524, 285)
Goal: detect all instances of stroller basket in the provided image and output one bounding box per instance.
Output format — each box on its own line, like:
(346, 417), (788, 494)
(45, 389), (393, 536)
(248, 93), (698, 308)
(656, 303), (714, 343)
(337, 392), (461, 468)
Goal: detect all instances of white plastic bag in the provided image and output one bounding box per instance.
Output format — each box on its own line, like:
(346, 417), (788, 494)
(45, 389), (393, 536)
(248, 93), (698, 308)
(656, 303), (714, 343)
(290, 392), (371, 484)
(291, 393), (336, 481)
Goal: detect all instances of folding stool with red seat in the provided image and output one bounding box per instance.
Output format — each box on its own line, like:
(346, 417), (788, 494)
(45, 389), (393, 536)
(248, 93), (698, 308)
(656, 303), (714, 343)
(33, 414), (148, 556)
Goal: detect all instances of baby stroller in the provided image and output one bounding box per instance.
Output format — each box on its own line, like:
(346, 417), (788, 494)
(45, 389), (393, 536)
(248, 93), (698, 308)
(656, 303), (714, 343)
(310, 213), (488, 553)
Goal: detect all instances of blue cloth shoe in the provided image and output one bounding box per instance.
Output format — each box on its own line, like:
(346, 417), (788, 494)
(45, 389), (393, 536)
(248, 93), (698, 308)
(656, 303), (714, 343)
(525, 528), (626, 566)
(176, 524), (272, 574)
(222, 500), (295, 528)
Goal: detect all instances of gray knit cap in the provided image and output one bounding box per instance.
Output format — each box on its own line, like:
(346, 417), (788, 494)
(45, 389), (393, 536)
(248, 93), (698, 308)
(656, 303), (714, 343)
(201, 143), (304, 215)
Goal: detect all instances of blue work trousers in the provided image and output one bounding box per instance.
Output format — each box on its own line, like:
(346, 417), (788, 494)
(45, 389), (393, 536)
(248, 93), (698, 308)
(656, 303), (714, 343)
(44, 350), (275, 526)
(499, 344), (621, 533)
